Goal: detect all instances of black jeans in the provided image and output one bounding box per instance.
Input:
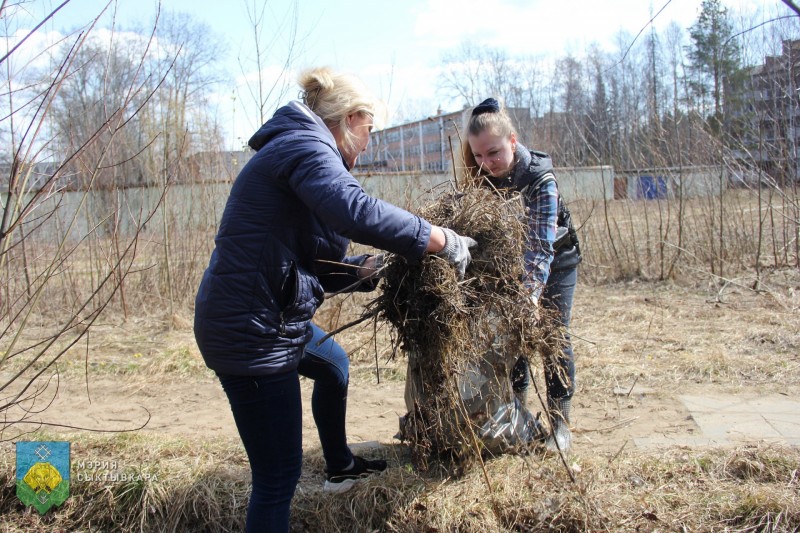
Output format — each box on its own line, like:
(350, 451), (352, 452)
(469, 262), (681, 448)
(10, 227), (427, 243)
(512, 266), (578, 400)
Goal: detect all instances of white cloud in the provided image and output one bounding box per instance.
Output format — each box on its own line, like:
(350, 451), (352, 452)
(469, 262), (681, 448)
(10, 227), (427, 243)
(412, 0), (708, 59)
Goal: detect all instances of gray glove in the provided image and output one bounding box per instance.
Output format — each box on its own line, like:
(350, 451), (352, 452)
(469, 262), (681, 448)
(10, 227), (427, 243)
(436, 227), (478, 279)
(358, 253), (386, 280)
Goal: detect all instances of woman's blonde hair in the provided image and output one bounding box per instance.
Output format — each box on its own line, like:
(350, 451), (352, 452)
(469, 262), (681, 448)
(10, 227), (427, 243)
(461, 98), (517, 184)
(298, 67), (385, 156)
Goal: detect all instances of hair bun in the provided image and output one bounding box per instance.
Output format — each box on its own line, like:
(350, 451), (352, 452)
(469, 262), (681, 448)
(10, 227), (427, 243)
(472, 97), (500, 117)
(299, 67), (335, 106)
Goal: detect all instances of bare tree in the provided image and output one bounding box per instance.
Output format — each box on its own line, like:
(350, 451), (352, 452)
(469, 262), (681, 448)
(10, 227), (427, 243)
(433, 3), (798, 283)
(438, 42), (492, 107)
(440, 43), (547, 117)
(0, 7), (145, 438)
(554, 55), (588, 165)
(586, 46), (611, 165)
(237, 0), (301, 132)
(0, 4), (225, 439)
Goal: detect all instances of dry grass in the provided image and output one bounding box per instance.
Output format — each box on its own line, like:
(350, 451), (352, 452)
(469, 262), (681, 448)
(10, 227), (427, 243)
(571, 273), (800, 395)
(1, 433), (250, 532)
(3, 433), (797, 532)
(289, 443), (800, 532)
(0, 313), (212, 381)
(371, 186), (546, 472)
(2, 270), (797, 532)
(573, 188), (799, 284)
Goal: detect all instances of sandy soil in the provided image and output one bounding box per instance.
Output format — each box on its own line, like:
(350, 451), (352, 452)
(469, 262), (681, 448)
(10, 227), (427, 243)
(16, 370), (700, 456)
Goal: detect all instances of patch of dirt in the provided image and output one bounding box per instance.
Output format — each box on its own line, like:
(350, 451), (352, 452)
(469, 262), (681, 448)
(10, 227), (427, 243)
(3, 269), (799, 459)
(0, 367), (703, 457)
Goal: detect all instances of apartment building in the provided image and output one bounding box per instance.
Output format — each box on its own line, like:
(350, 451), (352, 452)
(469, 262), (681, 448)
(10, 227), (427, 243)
(357, 106), (533, 174)
(730, 39), (800, 182)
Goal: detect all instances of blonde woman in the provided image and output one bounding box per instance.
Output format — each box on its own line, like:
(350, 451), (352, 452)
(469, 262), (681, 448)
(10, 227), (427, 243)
(195, 67), (476, 531)
(463, 97), (581, 454)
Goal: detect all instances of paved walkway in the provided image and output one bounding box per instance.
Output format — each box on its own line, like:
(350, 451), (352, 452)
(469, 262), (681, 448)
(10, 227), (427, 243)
(635, 393), (800, 448)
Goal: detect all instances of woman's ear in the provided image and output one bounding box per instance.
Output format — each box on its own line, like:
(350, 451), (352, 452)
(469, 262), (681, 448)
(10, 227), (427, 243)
(510, 132), (517, 151)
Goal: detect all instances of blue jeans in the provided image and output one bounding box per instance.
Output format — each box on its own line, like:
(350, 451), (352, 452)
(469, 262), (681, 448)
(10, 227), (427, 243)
(512, 266), (577, 400)
(218, 370), (301, 532)
(217, 323), (352, 532)
(297, 323), (352, 471)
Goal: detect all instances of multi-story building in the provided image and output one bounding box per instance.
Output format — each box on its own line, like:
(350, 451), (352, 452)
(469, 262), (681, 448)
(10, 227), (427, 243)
(729, 39), (800, 183)
(356, 106), (534, 174)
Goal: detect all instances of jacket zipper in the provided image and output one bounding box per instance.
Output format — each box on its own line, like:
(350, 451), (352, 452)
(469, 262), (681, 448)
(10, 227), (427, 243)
(279, 261), (297, 335)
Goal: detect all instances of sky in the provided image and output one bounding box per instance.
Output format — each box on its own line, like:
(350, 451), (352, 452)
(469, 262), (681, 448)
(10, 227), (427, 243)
(15, 0), (793, 148)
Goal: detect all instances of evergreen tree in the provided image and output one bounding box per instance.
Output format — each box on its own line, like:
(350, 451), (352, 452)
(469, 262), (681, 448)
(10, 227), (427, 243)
(587, 50), (611, 165)
(686, 0), (741, 130)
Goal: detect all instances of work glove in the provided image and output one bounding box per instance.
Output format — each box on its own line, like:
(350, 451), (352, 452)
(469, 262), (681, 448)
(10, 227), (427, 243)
(435, 227), (478, 279)
(358, 253), (386, 280)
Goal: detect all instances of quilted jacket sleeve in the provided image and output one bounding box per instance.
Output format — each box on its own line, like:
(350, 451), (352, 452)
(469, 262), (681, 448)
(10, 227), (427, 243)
(282, 136), (431, 262)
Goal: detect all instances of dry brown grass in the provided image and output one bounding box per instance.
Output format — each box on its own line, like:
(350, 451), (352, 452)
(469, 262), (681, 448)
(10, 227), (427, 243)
(3, 433), (797, 532)
(290, 443), (800, 532)
(371, 186), (546, 472)
(2, 269), (797, 531)
(0, 312), (211, 380)
(574, 188), (799, 284)
(572, 272), (800, 395)
(1, 433), (250, 532)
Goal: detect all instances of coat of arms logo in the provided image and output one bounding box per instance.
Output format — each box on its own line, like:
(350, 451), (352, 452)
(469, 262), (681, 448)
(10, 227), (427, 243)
(16, 441), (70, 514)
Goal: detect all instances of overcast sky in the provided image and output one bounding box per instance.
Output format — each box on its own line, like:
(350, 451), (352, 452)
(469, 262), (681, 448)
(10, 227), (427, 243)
(16, 0), (794, 147)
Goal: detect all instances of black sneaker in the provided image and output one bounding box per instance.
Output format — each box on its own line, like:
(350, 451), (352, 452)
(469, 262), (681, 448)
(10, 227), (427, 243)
(323, 455), (388, 493)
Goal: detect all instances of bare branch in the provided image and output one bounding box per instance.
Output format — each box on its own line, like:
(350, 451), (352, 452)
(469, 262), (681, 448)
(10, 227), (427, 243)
(781, 0), (800, 17)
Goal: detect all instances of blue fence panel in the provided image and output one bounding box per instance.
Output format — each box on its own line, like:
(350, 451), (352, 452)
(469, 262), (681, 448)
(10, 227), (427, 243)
(636, 175), (668, 199)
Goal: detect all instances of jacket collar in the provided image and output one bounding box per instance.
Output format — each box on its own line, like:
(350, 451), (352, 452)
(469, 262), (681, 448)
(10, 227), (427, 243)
(248, 100), (349, 168)
(288, 101), (336, 144)
(289, 101), (350, 170)
(510, 143), (532, 184)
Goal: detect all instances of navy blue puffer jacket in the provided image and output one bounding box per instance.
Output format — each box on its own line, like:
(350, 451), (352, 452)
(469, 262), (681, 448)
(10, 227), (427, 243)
(194, 101), (431, 376)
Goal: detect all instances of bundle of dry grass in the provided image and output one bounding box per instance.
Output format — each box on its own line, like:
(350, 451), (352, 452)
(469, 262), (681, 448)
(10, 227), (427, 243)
(371, 184), (549, 472)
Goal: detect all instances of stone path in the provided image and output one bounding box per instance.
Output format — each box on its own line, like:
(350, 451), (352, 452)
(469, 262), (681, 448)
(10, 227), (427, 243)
(634, 393), (800, 448)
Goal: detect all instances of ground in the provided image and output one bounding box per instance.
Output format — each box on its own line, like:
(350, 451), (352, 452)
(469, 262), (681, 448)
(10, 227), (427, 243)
(7, 270), (798, 460)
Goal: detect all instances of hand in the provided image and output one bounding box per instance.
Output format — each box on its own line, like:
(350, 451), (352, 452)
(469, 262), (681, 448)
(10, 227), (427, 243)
(358, 253), (386, 280)
(435, 227), (478, 279)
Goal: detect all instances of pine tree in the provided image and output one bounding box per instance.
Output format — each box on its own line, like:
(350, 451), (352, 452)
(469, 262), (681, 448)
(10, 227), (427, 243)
(686, 0), (741, 130)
